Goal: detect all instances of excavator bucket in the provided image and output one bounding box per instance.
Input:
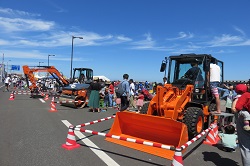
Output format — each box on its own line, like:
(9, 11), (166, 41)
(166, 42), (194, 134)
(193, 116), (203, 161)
(106, 111), (188, 159)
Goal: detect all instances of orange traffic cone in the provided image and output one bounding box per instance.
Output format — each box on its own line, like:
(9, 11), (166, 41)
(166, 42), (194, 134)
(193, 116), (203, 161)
(49, 97), (58, 112)
(44, 94), (49, 100)
(171, 149), (183, 166)
(203, 123), (220, 145)
(9, 92), (15, 100)
(62, 125), (80, 150)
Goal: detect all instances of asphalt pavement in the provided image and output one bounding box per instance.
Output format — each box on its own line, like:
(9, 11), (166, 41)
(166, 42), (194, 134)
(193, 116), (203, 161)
(0, 85), (243, 166)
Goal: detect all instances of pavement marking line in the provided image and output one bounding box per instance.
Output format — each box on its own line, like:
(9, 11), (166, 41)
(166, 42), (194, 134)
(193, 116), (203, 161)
(0, 85), (4, 88)
(61, 120), (120, 166)
(39, 98), (46, 103)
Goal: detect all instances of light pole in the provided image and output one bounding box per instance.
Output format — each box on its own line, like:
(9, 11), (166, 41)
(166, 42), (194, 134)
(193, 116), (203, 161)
(70, 35), (83, 79)
(39, 61), (44, 67)
(48, 54), (55, 66)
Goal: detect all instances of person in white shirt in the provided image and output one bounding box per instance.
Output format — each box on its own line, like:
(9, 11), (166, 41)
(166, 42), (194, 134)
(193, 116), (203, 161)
(4, 75), (11, 92)
(163, 77), (167, 84)
(129, 79), (136, 109)
(12, 76), (18, 88)
(209, 63), (221, 113)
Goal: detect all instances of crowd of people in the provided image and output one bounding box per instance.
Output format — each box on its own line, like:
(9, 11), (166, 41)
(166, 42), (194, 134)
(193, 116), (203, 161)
(87, 74), (154, 113)
(2, 74), (61, 92)
(3, 74), (27, 92)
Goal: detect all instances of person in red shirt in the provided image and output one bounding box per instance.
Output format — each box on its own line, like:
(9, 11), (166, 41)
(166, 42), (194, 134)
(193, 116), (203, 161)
(108, 81), (115, 108)
(236, 84), (250, 130)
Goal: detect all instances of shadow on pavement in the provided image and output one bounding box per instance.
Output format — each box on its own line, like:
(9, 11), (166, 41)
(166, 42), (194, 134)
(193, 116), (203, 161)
(202, 152), (240, 166)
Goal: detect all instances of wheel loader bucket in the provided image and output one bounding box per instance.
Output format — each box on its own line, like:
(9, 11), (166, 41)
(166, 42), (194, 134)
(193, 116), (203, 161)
(106, 111), (188, 159)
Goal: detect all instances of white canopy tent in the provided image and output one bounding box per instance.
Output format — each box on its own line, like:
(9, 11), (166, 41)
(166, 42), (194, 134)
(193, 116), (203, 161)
(93, 75), (110, 82)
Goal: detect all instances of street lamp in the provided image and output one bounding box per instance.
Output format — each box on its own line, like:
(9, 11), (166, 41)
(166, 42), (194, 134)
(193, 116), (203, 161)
(39, 61), (44, 67)
(48, 54), (55, 66)
(70, 35), (83, 79)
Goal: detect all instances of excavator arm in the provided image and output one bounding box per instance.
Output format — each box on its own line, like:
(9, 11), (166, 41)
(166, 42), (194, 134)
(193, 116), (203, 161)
(22, 65), (69, 91)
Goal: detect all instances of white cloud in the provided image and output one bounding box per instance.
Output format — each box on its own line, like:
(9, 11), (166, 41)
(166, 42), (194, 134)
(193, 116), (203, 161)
(0, 17), (55, 32)
(233, 26), (246, 36)
(130, 33), (169, 51)
(0, 7), (40, 17)
(166, 32), (194, 40)
(116, 35), (132, 42)
(1, 50), (89, 62)
(131, 33), (155, 48)
(0, 39), (10, 45)
(207, 34), (244, 47)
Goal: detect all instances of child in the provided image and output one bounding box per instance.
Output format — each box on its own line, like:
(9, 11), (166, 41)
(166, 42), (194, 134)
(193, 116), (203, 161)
(115, 97), (121, 111)
(218, 124), (238, 152)
(99, 87), (109, 112)
(235, 84), (250, 130)
(103, 87), (110, 112)
(135, 90), (144, 113)
(113, 86), (121, 111)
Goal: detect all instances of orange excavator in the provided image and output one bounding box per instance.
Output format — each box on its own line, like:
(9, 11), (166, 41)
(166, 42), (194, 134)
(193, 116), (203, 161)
(106, 54), (224, 159)
(23, 65), (69, 95)
(23, 65), (94, 108)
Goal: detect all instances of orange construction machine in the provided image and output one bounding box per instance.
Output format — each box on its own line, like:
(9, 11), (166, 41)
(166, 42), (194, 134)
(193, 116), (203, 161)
(106, 54), (223, 159)
(23, 65), (69, 94)
(58, 67), (93, 108)
(23, 65), (93, 108)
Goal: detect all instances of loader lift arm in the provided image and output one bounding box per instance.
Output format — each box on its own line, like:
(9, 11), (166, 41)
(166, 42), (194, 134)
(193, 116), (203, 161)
(22, 65), (69, 92)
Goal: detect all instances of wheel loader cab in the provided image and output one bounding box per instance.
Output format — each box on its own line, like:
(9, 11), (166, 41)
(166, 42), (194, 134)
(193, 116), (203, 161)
(59, 68), (93, 108)
(73, 68), (93, 84)
(167, 54), (224, 103)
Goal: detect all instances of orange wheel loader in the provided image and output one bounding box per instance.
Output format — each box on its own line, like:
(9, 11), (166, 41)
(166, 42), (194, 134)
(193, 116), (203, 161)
(106, 54), (224, 159)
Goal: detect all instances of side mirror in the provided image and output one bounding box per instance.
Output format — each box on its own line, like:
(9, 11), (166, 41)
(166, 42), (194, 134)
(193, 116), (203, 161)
(160, 62), (166, 72)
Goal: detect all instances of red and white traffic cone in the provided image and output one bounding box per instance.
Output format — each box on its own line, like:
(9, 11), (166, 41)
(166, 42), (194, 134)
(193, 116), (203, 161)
(49, 97), (57, 112)
(203, 123), (220, 145)
(62, 125), (80, 150)
(9, 92), (15, 100)
(44, 94), (49, 100)
(171, 149), (183, 166)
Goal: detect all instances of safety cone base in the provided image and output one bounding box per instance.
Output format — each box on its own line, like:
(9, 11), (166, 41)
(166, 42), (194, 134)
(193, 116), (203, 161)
(62, 143), (80, 150)
(203, 140), (217, 145)
(49, 109), (58, 112)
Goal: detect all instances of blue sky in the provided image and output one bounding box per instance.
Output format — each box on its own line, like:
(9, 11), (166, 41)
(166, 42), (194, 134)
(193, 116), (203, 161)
(0, 0), (250, 82)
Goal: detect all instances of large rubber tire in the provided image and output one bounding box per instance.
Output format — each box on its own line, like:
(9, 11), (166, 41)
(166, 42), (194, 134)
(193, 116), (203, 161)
(75, 96), (85, 109)
(183, 107), (204, 140)
(140, 102), (149, 114)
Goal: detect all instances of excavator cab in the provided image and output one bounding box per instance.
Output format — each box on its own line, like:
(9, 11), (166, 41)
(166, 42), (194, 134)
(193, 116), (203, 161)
(107, 54), (224, 159)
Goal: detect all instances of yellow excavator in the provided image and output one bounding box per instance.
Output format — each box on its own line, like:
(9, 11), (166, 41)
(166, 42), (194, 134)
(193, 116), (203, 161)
(106, 54), (224, 159)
